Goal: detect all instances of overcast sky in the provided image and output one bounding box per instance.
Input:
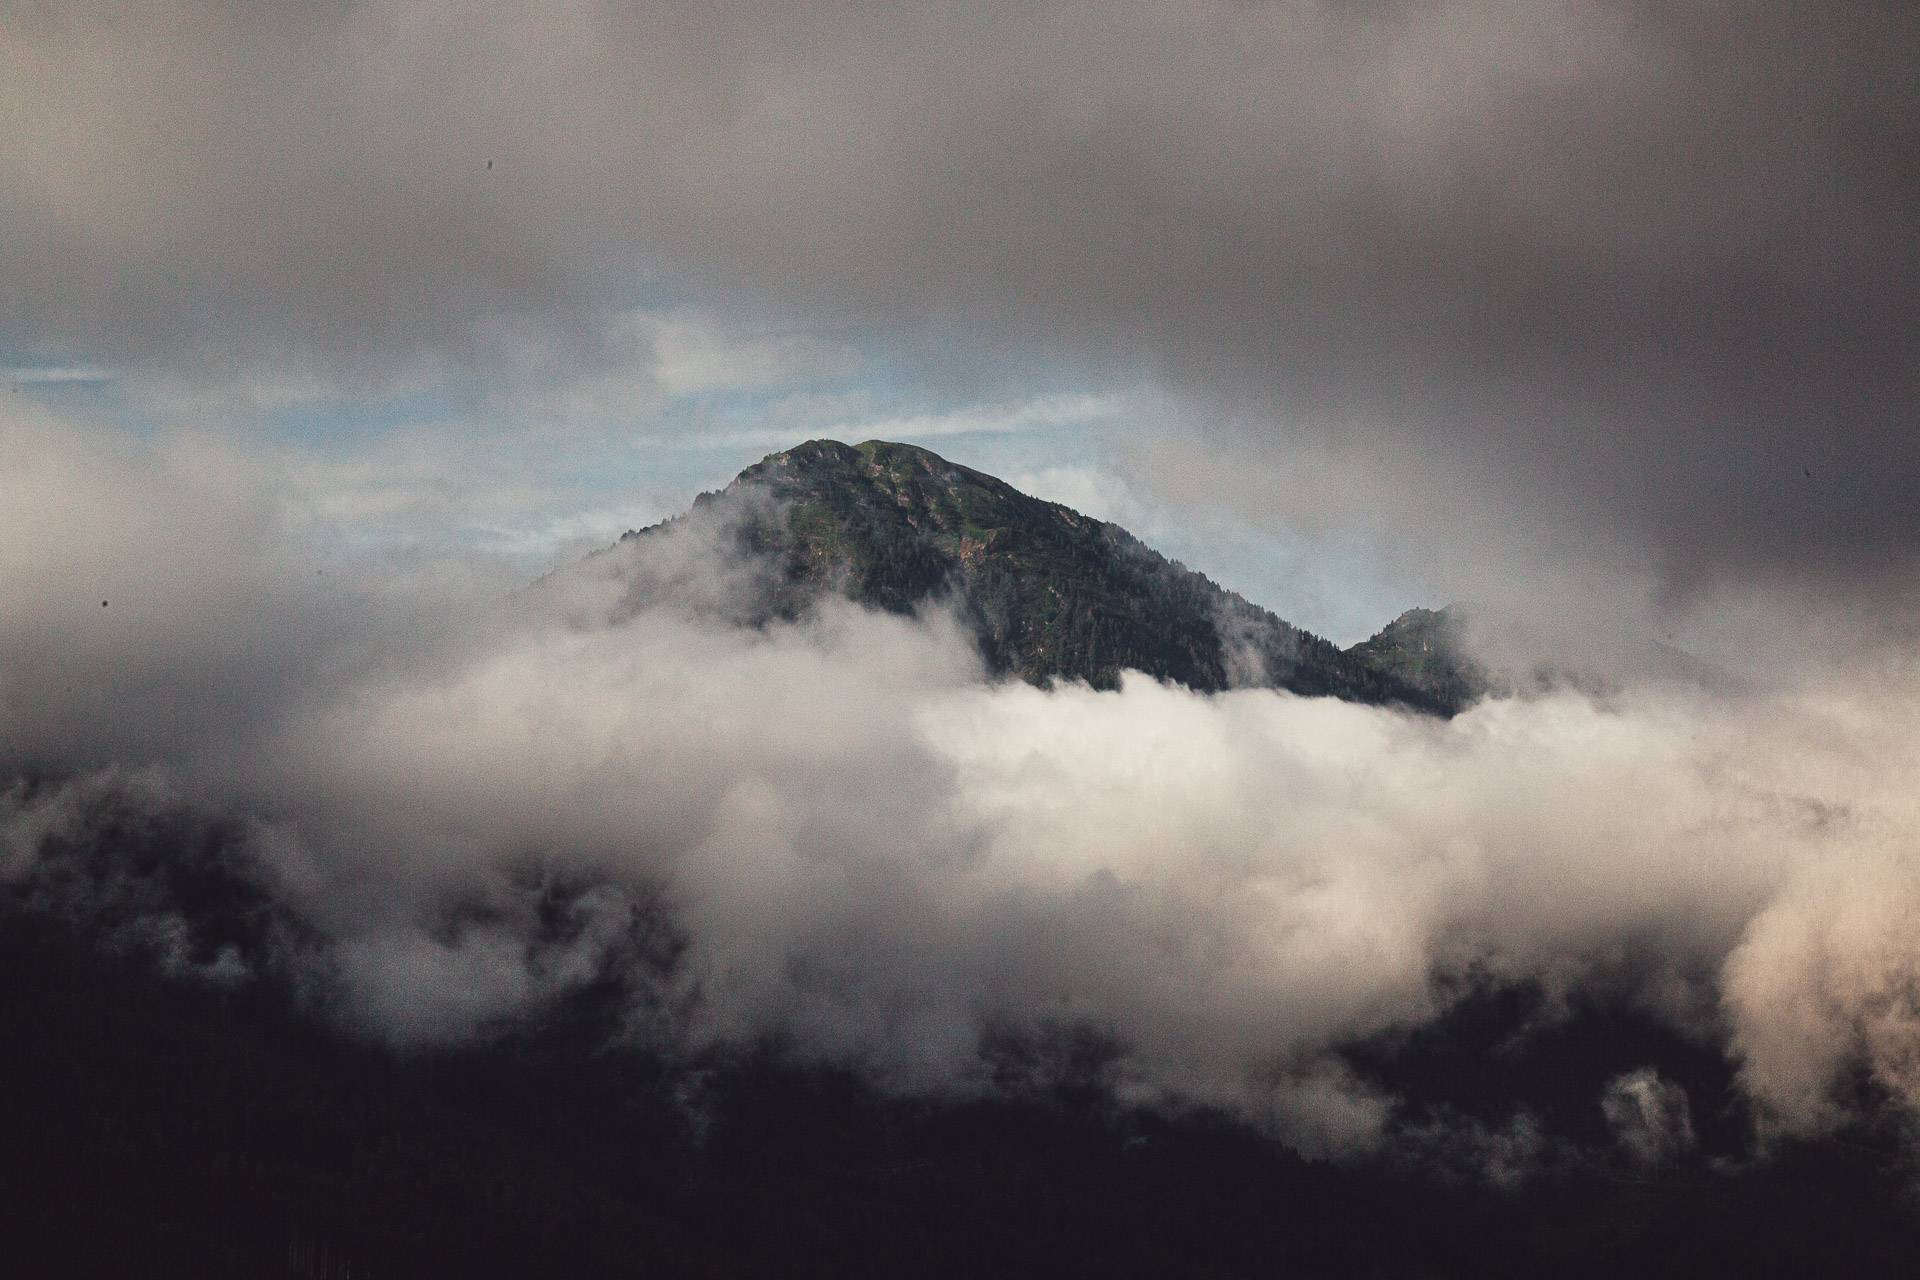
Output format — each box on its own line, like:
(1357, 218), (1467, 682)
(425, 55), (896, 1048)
(9, 3), (1920, 1161)
(5, 0), (1915, 645)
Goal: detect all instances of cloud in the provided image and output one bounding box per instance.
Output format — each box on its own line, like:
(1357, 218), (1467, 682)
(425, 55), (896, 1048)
(646, 311), (863, 400)
(2, 365), (116, 385)
(5, 1), (1913, 635)
(1724, 848), (1920, 1140)
(698, 392), (1123, 453)
(821, 393), (1123, 442)
(273, 420), (680, 559)
(1602, 1067), (1696, 1166)
(8, 411), (1920, 1163)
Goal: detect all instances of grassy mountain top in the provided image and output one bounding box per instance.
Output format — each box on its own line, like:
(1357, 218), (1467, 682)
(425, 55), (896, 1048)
(624, 439), (1466, 712)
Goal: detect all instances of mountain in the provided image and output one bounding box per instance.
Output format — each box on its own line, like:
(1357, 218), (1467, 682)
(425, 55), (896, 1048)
(611, 439), (1464, 713)
(1345, 605), (1489, 713)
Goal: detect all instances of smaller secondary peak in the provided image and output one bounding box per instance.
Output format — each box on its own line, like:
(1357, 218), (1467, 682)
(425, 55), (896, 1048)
(1346, 604), (1483, 711)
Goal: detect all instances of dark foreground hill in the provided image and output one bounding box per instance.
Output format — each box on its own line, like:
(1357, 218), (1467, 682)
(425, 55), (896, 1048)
(3, 769), (1915, 1278)
(610, 439), (1469, 712)
(7, 895), (1918, 1279)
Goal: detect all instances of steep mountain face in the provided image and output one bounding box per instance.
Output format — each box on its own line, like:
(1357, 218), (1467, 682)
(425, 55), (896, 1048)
(615, 439), (1454, 712)
(1345, 606), (1487, 713)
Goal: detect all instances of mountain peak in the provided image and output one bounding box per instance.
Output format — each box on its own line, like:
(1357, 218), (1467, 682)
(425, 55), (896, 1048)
(1345, 604), (1487, 710)
(734, 438), (1020, 501)
(618, 440), (1461, 712)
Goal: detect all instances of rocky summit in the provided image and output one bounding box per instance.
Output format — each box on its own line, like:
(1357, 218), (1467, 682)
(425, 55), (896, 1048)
(615, 439), (1471, 713)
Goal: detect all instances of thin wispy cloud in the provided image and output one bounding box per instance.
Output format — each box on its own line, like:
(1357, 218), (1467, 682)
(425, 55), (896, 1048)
(709, 392), (1124, 451)
(4, 364), (117, 385)
(830, 392), (1123, 440)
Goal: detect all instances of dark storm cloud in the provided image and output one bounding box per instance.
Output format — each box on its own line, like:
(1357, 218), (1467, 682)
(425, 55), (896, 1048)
(3, 1), (1915, 597)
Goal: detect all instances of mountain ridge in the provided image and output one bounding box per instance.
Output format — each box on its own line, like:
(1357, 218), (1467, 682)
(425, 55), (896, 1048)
(612, 438), (1473, 714)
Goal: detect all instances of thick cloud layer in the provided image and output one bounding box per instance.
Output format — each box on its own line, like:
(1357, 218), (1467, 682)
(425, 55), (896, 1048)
(6, 1), (1916, 618)
(7, 410), (1920, 1162)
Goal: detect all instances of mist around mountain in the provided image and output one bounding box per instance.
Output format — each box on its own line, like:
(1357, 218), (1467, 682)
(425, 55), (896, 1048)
(7, 801), (1919, 1278)
(591, 438), (1738, 718)
(7, 806), (1918, 1279)
(6, 431), (1920, 1277)
(10, 0), (1919, 1270)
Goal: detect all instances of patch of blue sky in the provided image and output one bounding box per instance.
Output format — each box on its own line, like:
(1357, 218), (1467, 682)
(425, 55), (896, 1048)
(2, 337), (121, 391)
(263, 386), (464, 448)
(1, 346), (144, 436)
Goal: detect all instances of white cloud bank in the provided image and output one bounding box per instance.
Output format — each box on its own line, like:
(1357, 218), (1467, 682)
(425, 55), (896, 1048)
(4, 405), (1919, 1160)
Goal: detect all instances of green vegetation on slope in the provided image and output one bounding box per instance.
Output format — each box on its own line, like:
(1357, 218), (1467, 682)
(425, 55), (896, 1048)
(1344, 605), (1489, 713)
(625, 439), (1466, 712)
